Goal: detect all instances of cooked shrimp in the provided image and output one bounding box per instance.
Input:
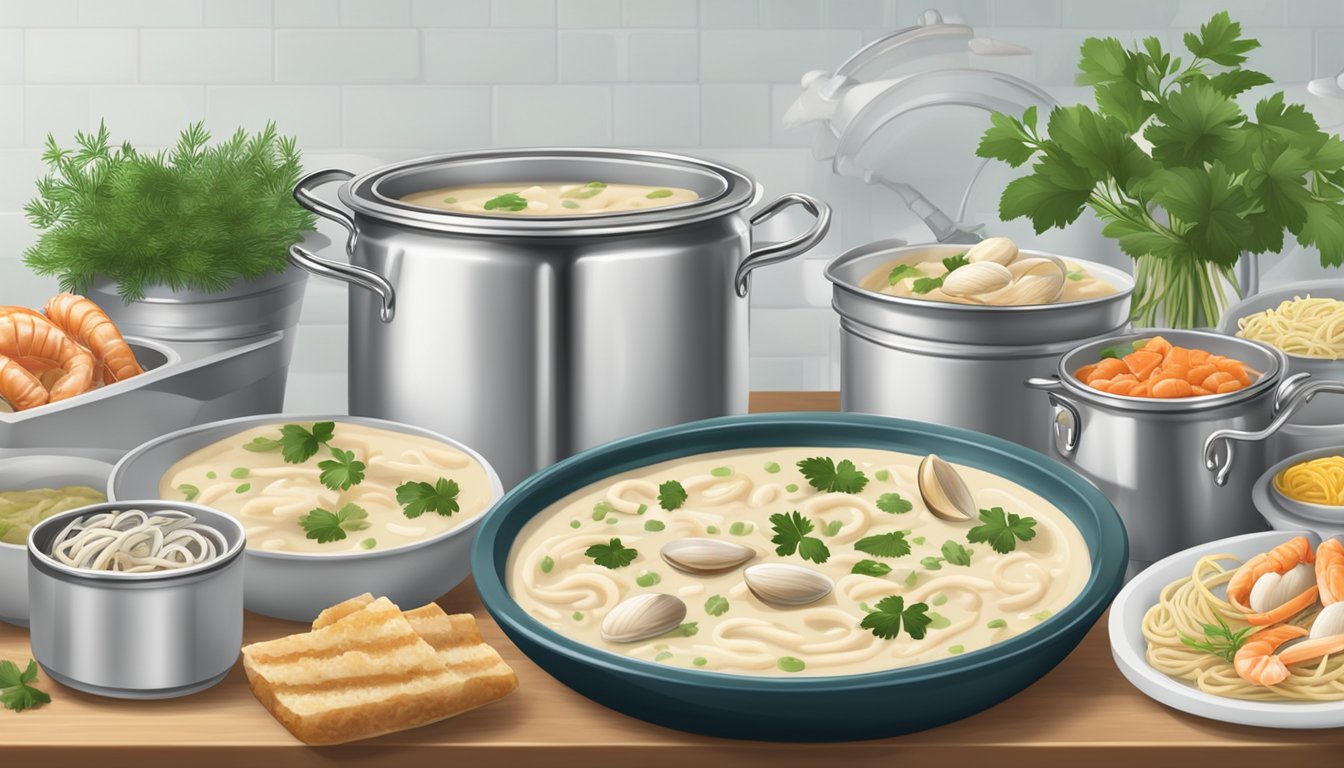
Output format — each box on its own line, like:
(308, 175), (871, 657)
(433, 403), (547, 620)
(1318, 539), (1344, 606)
(0, 354), (49, 410)
(1227, 536), (1318, 625)
(43, 293), (143, 383)
(1234, 624), (1309, 686)
(0, 313), (93, 405)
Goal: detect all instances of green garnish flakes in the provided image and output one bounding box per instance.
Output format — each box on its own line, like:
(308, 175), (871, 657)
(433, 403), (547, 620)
(561, 199), (580, 209)
(484, 192), (528, 211)
(540, 556), (555, 573)
(927, 612), (952, 630)
(854, 531), (911, 559)
(904, 570), (919, 587)
(205, 471), (216, 480)
(562, 181), (607, 199)
(728, 521), (753, 536)
(654, 651), (673, 662)
(785, 483), (799, 493)
(921, 557), (944, 570)
(658, 480), (688, 511)
(636, 571), (661, 587)
(705, 595), (729, 616)
(710, 466), (732, 477)
(0, 659), (51, 712)
(644, 520), (665, 532)
(876, 492), (913, 514)
(887, 263), (925, 285)
(851, 559), (892, 577)
(822, 520), (843, 537)
(777, 656), (806, 673)
(987, 618), (1008, 629)
(693, 656), (708, 667)
(672, 622), (699, 637)
(585, 537), (638, 569)
(592, 501), (614, 520)
(941, 540), (973, 566)
(706, 525), (719, 535)
(949, 645), (965, 655)
(764, 461), (781, 474)
(966, 507), (1037, 554)
(318, 446), (365, 491)
(572, 611), (584, 621)
(396, 477), (461, 518)
(235, 483), (251, 494)
(932, 593), (948, 606)
(299, 502), (370, 544)
(360, 537), (377, 550)
(769, 510), (830, 564)
(229, 467), (249, 479)
(1179, 612), (1252, 663)
(860, 595), (932, 640)
(177, 483), (199, 501)
(797, 456), (868, 494)
(874, 469), (890, 482)
(646, 188), (674, 199)
(570, 520), (581, 529)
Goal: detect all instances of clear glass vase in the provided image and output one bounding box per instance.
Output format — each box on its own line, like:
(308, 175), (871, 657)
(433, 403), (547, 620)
(1129, 253), (1242, 330)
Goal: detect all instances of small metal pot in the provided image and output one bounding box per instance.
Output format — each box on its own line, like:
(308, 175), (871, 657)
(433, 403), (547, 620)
(288, 148), (830, 488)
(827, 240), (1134, 455)
(1025, 329), (1343, 576)
(27, 500), (246, 699)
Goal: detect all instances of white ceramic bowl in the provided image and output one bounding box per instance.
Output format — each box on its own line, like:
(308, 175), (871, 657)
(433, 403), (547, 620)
(1109, 530), (1344, 729)
(0, 455), (113, 626)
(108, 413), (503, 622)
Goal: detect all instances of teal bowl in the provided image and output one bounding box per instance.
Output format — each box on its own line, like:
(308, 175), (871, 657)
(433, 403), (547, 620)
(471, 413), (1126, 741)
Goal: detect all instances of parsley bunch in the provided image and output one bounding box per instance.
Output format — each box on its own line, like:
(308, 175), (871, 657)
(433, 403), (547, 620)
(24, 121), (315, 302)
(978, 12), (1344, 328)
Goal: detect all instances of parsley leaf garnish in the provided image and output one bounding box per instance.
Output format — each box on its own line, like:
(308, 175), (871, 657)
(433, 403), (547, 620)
(0, 659), (50, 713)
(562, 181), (607, 200)
(769, 510), (830, 564)
(942, 253), (970, 272)
(966, 507), (1037, 554)
(854, 531), (911, 558)
(243, 436), (282, 452)
(299, 502), (370, 544)
(278, 421), (335, 464)
(860, 595), (932, 641)
(911, 275), (945, 294)
(705, 595), (729, 616)
(177, 483), (199, 501)
(318, 447), (365, 491)
(887, 263), (925, 284)
(484, 192), (528, 211)
(396, 477), (461, 518)
(658, 480), (688, 510)
(941, 540), (973, 566)
(1179, 612), (1254, 663)
(876, 492), (913, 514)
(585, 538), (638, 569)
(851, 559), (893, 577)
(797, 456), (868, 494)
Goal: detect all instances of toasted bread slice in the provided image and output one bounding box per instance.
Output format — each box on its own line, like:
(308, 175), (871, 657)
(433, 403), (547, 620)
(244, 595), (518, 745)
(312, 592), (376, 628)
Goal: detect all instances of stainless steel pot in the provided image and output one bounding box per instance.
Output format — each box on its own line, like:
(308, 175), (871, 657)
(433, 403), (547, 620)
(1025, 329), (1340, 577)
(827, 240), (1134, 455)
(27, 500), (246, 699)
(288, 149), (830, 488)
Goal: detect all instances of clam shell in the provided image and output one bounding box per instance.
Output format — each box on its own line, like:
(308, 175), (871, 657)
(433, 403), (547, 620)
(965, 237), (1019, 266)
(661, 538), (755, 574)
(982, 272), (1065, 305)
(940, 262), (1013, 298)
(600, 593), (687, 643)
(1006, 255), (1065, 280)
(743, 563), (834, 607)
(1311, 601), (1344, 639)
(918, 454), (976, 522)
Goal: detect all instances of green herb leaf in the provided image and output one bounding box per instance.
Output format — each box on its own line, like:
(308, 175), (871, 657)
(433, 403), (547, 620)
(396, 477), (461, 519)
(643, 519), (665, 532)
(636, 571), (661, 587)
(941, 540), (973, 566)
(1178, 612), (1254, 663)
(1066, 269), (1084, 280)
(796, 456), (868, 494)
(318, 446), (366, 491)
(1144, 80), (1245, 169)
(860, 595), (932, 641)
(921, 556), (943, 570)
(705, 595), (729, 616)
(0, 659), (50, 713)
(299, 502), (370, 544)
(966, 507), (1038, 554)
(585, 537), (638, 569)
(854, 531), (911, 559)
(658, 480), (688, 510)
(484, 192), (528, 211)
(562, 181), (607, 200)
(243, 436), (282, 453)
(646, 188), (673, 199)
(769, 510), (830, 564)
(876, 492), (912, 514)
(851, 559), (892, 577)
(1183, 11), (1259, 67)
(941, 253), (970, 272)
(777, 656), (806, 672)
(887, 263), (925, 285)
(561, 199), (580, 209)
(911, 275), (944, 293)
(998, 150), (1095, 234)
(177, 483), (199, 501)
(976, 108), (1038, 167)
(279, 421), (335, 464)
(672, 622), (698, 637)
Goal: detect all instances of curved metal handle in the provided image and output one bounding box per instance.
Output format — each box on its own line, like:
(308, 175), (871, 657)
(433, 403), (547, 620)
(1025, 377), (1081, 458)
(294, 169), (359, 255)
(289, 243), (396, 322)
(734, 193), (832, 298)
(1204, 375), (1344, 487)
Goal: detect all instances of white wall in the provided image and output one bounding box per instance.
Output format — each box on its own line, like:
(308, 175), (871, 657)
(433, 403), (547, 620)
(0, 0), (1341, 411)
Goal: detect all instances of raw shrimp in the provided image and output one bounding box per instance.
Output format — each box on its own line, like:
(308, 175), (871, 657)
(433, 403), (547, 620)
(1318, 539), (1344, 606)
(43, 293), (143, 383)
(1226, 536), (1319, 625)
(0, 354), (49, 410)
(0, 313), (94, 406)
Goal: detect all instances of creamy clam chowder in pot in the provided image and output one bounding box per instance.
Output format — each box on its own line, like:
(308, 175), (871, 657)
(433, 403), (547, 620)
(400, 182), (699, 216)
(507, 446), (1091, 677)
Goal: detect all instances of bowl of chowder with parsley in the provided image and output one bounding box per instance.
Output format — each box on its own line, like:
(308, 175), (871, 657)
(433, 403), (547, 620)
(472, 413), (1126, 741)
(109, 414), (503, 622)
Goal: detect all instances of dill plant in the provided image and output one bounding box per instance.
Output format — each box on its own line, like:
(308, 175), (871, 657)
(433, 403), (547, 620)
(23, 121), (316, 302)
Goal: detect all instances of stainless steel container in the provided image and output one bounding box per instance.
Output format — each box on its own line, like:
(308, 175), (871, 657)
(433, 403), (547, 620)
(1025, 329), (1340, 577)
(1252, 445), (1344, 540)
(27, 500), (246, 699)
(288, 149), (830, 488)
(109, 413), (504, 623)
(827, 240), (1134, 455)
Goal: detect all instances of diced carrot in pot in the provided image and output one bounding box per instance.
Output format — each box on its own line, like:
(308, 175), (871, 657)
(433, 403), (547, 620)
(1124, 351), (1162, 379)
(1074, 364), (1098, 382)
(1095, 358), (1129, 379)
(1217, 380), (1245, 394)
(1189, 349), (1211, 365)
(1187, 364), (1216, 383)
(1191, 386), (1211, 396)
(1165, 347), (1190, 369)
(1202, 371), (1234, 389)
(1144, 336), (1172, 355)
(1152, 378), (1193, 398)
(1107, 379), (1138, 395)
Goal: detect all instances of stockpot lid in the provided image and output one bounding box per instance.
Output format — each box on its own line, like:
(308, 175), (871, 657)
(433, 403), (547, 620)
(827, 239), (1135, 346)
(1052, 328), (1286, 414)
(337, 148), (760, 237)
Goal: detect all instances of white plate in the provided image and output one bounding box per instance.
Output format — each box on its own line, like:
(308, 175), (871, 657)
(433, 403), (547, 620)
(1109, 529), (1344, 729)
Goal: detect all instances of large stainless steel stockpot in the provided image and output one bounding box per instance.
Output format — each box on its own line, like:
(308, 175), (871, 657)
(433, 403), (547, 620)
(27, 500), (246, 699)
(827, 240), (1134, 455)
(1026, 329), (1342, 578)
(288, 149), (830, 488)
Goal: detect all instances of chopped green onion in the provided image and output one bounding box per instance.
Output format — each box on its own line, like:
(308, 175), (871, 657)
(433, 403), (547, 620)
(561, 199), (580, 209)
(728, 521), (753, 536)
(636, 503), (648, 515)
(987, 619), (1007, 629)
(178, 484), (199, 501)
(360, 538), (377, 550)
(692, 656), (707, 667)
(636, 571), (661, 587)
(592, 502), (613, 521)
(927, 612), (951, 629)
(230, 467), (249, 479)
(644, 519), (665, 532)
(205, 471), (217, 480)
(235, 483), (251, 494)
(706, 525), (719, 535)
(932, 593), (948, 606)
(654, 651), (673, 662)
(710, 466), (732, 477)
(570, 520), (581, 529)
(540, 556), (554, 573)
(875, 469), (890, 482)
(764, 461), (781, 474)
(777, 656), (806, 673)
(949, 644), (965, 655)
(904, 571), (918, 587)
(785, 483), (799, 493)
(572, 611), (584, 621)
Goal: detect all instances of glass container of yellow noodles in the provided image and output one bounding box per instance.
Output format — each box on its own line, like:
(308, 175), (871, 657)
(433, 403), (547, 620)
(0, 455), (112, 626)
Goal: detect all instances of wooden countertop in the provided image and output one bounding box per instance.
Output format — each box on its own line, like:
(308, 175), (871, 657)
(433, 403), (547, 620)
(6, 391), (1342, 765)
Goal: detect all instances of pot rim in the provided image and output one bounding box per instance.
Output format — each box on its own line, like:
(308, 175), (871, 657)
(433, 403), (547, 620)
(826, 239), (1137, 316)
(1051, 328), (1286, 414)
(337, 148), (761, 236)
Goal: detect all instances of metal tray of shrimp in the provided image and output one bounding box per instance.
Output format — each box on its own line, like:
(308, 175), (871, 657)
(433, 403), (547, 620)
(0, 332), (294, 462)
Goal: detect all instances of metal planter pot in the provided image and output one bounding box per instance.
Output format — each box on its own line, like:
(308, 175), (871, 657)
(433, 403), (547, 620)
(288, 148), (831, 488)
(827, 240), (1134, 455)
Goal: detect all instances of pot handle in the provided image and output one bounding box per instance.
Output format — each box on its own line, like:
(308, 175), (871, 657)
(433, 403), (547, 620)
(734, 193), (832, 298)
(289, 168), (396, 323)
(1025, 376), (1081, 459)
(1203, 373), (1344, 487)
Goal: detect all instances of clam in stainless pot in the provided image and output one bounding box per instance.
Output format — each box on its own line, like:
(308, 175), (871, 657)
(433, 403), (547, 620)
(1025, 329), (1344, 578)
(827, 240), (1134, 455)
(26, 501), (245, 699)
(289, 149), (830, 488)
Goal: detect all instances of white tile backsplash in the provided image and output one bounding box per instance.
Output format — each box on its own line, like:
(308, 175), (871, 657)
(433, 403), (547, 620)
(0, 3), (1340, 398)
